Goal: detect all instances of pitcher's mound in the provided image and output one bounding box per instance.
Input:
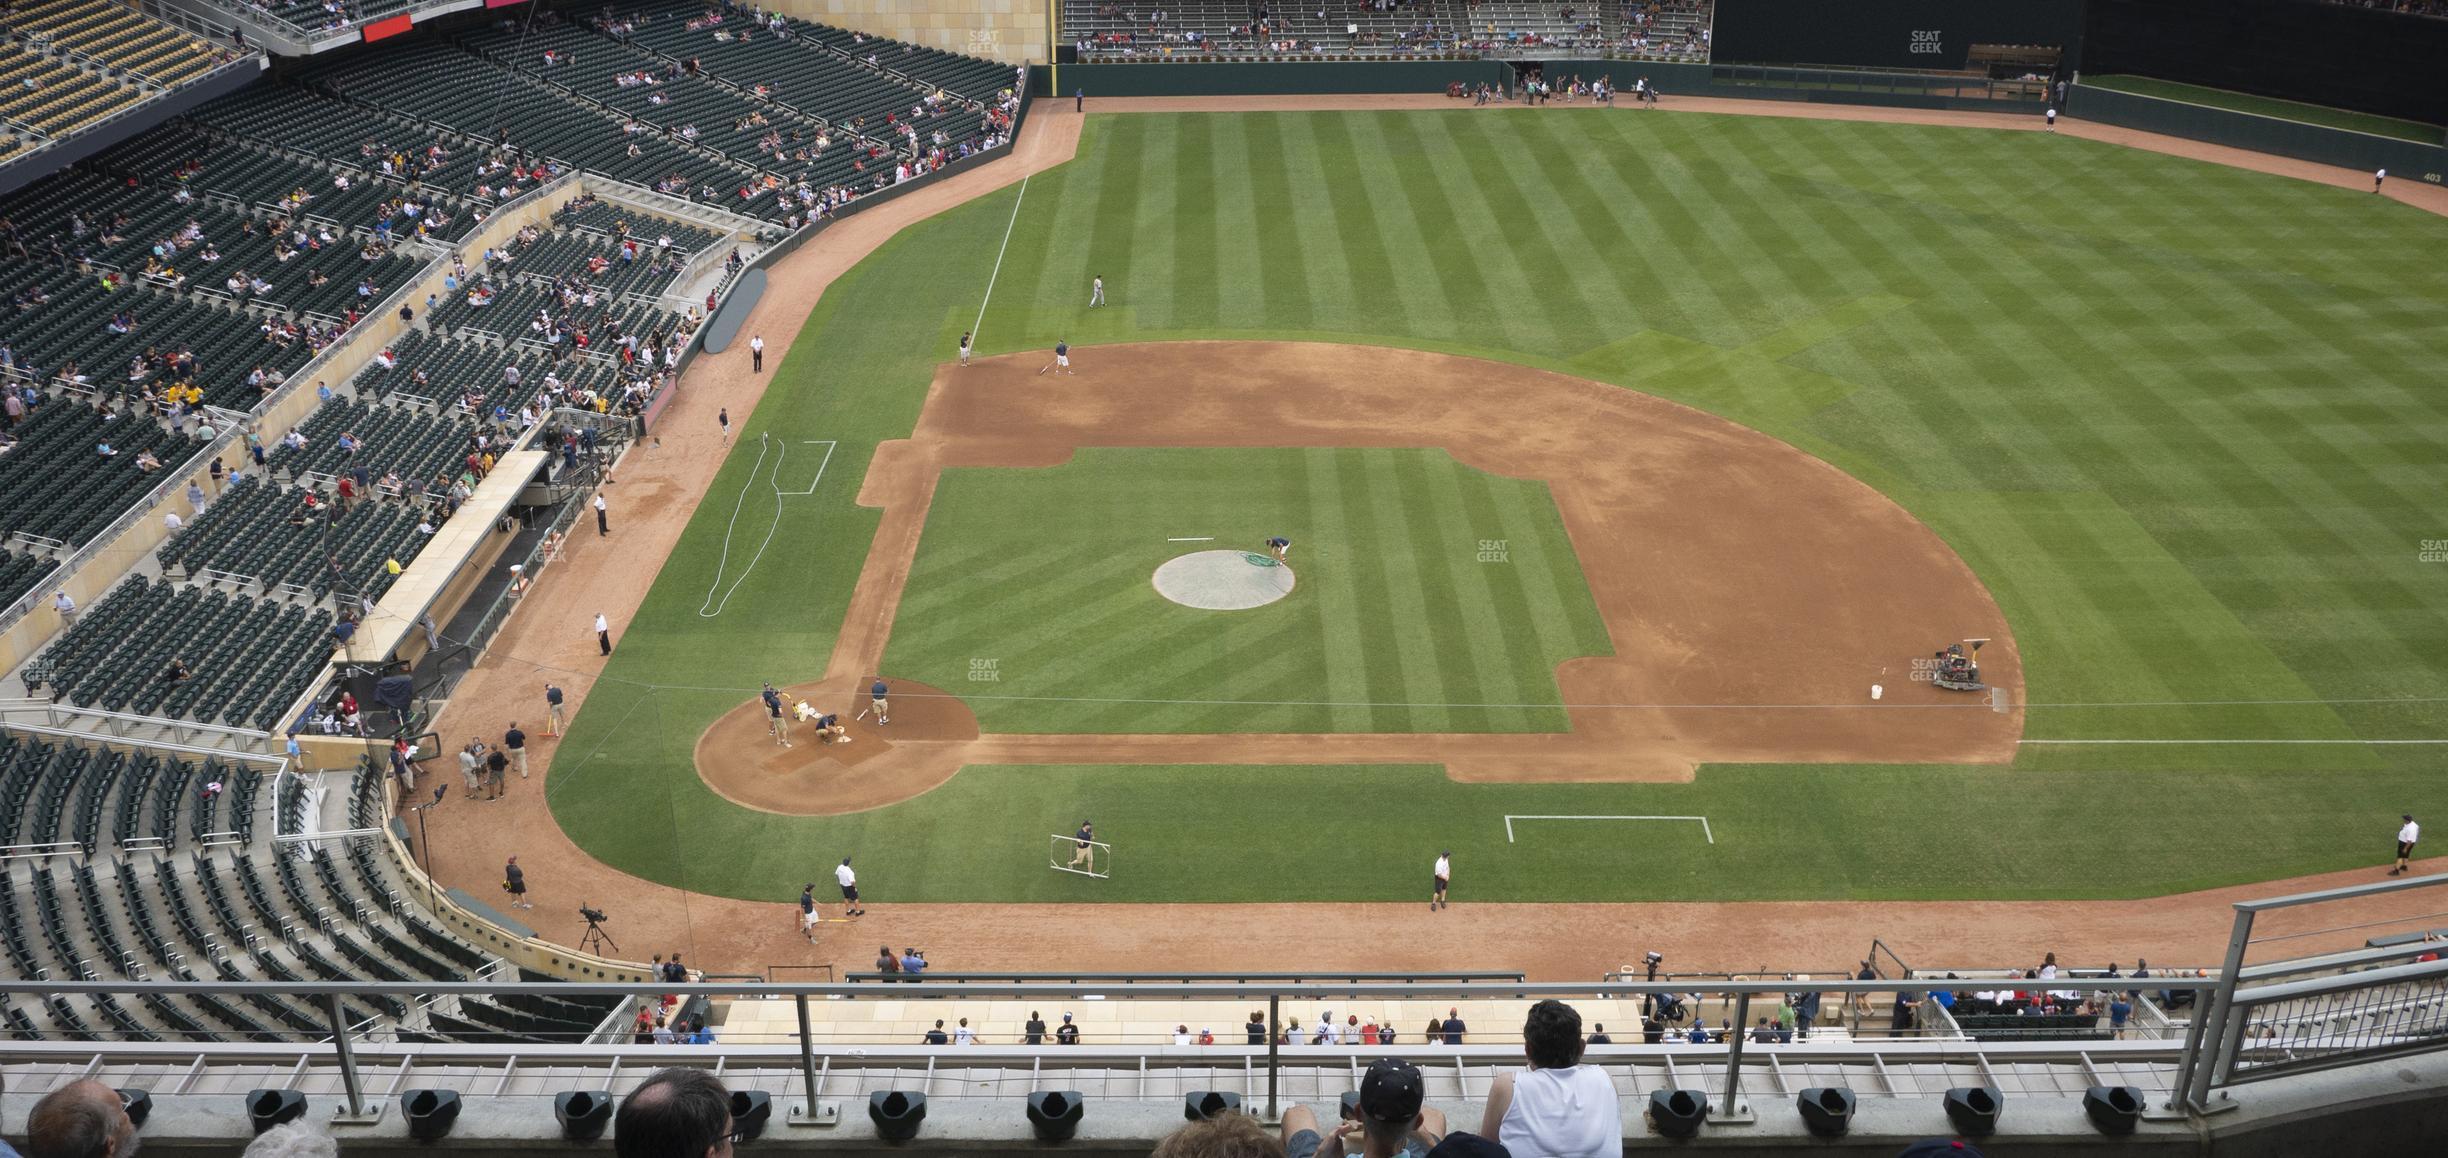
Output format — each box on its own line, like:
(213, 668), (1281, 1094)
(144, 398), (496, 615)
(1153, 549), (1296, 610)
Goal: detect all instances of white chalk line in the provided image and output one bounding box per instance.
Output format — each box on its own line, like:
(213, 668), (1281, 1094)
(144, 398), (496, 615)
(969, 174), (1029, 350)
(777, 439), (836, 496)
(1168, 536), (1214, 542)
(2020, 739), (2448, 745)
(1505, 815), (1714, 845)
(698, 437), (836, 617)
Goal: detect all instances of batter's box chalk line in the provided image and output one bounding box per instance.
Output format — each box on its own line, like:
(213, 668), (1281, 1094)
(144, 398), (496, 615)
(699, 436), (837, 617)
(1504, 815), (1715, 845)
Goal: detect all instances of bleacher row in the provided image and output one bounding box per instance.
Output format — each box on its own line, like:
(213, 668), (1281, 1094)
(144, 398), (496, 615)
(0, 0), (238, 154)
(0, 737), (625, 1043)
(1062, 0), (1712, 61)
(29, 575), (330, 729)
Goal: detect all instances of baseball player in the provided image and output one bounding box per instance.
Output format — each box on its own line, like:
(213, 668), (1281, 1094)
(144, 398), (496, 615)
(1266, 535), (1291, 563)
(762, 682), (791, 747)
(1089, 275), (1106, 308)
(1432, 850), (1451, 911)
(958, 331), (973, 366)
(1069, 820), (1096, 869)
(836, 857), (864, 916)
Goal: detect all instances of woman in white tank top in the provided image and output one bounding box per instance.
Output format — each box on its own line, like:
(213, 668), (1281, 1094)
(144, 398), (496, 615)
(1478, 999), (1624, 1158)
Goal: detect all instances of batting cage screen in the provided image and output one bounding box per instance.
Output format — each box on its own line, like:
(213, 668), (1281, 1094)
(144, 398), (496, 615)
(1048, 834), (1112, 879)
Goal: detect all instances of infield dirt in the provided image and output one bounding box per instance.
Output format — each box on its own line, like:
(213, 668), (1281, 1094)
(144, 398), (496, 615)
(692, 340), (2021, 815)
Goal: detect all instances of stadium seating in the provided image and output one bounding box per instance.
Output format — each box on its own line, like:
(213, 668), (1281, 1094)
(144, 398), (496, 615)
(0, 740), (622, 1042)
(0, 1), (1008, 738)
(1061, 0), (1713, 60)
(8, 0), (232, 88)
(0, 396), (211, 546)
(157, 474), (426, 597)
(0, 0), (245, 156)
(27, 575), (329, 730)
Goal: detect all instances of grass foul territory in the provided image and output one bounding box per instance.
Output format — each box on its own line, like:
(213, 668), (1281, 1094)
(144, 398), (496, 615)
(554, 109), (2448, 905)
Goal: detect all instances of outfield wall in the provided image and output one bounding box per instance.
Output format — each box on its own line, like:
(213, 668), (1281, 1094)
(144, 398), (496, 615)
(1714, 0), (2086, 73)
(2083, 0), (2448, 129)
(1051, 59), (1506, 97)
(1048, 60), (2039, 112)
(2070, 84), (2448, 188)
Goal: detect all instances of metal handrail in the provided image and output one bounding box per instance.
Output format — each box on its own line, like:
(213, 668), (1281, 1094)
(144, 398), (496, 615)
(3, 978), (2217, 1000)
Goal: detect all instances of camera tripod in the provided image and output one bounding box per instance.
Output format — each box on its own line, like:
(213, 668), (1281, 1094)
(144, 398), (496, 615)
(580, 914), (619, 955)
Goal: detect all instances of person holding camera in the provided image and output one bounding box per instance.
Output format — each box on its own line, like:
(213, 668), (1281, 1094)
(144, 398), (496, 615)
(504, 855), (531, 908)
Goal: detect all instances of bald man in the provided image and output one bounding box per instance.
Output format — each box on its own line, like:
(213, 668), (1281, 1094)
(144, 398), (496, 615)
(616, 1067), (733, 1158)
(27, 1080), (140, 1158)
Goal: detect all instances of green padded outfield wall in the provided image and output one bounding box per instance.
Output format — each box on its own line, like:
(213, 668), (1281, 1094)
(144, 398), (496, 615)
(2070, 84), (2448, 186)
(1713, 0), (2086, 72)
(1040, 60), (2028, 113)
(1046, 59), (1506, 98)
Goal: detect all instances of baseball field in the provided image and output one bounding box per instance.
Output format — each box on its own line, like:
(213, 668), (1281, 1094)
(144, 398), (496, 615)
(544, 107), (2448, 909)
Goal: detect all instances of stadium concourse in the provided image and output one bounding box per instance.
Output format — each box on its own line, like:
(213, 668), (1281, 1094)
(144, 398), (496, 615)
(413, 92), (2444, 982)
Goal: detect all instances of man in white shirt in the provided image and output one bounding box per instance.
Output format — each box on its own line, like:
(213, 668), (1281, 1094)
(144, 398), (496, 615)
(2393, 814), (2420, 875)
(595, 611), (613, 655)
(749, 334), (765, 372)
(1432, 851), (1451, 911)
(836, 856), (864, 915)
(162, 510), (183, 533)
(1172, 1025), (1193, 1046)
(1480, 999), (1623, 1158)
(954, 1018), (978, 1045)
(52, 590), (75, 624)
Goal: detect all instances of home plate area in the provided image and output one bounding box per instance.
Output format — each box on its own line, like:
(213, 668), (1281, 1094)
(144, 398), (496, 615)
(692, 677), (980, 815)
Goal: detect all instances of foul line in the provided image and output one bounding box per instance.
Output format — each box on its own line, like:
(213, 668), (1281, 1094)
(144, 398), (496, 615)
(2020, 738), (2448, 745)
(698, 437), (836, 617)
(969, 174), (1029, 347)
(1505, 815), (1714, 845)
(1168, 536), (1214, 542)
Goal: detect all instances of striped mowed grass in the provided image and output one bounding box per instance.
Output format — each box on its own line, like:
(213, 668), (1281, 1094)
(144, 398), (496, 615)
(549, 109), (2448, 903)
(880, 448), (1612, 734)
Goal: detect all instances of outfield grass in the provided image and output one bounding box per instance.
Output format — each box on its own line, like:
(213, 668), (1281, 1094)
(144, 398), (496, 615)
(551, 109), (2448, 904)
(881, 448), (1610, 733)
(2081, 75), (2443, 142)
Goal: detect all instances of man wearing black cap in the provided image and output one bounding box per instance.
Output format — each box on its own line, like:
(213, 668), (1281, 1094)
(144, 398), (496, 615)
(1282, 1058), (1446, 1158)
